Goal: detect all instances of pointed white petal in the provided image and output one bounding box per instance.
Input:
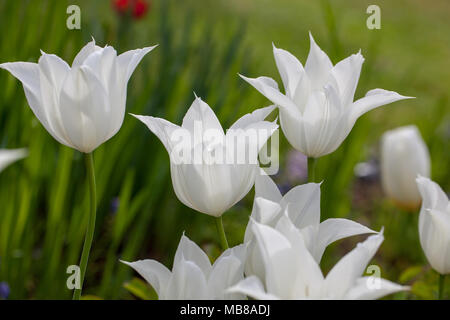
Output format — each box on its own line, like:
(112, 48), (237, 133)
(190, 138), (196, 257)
(0, 149), (27, 173)
(275, 215), (324, 297)
(345, 277), (409, 300)
(280, 182), (321, 229)
(166, 259), (209, 300)
(227, 276), (279, 300)
(0, 62), (64, 143)
(349, 89), (412, 126)
(117, 45), (157, 83)
(305, 33), (333, 90)
(272, 44), (304, 97)
(182, 96), (224, 135)
(420, 209), (450, 274)
(72, 39), (102, 67)
(416, 176), (449, 213)
(120, 259), (171, 299)
(131, 114), (181, 153)
(254, 174), (282, 202)
(229, 105), (276, 130)
(250, 197), (282, 226)
(313, 218), (376, 262)
(173, 234), (212, 276)
(330, 52), (364, 107)
(239, 74), (300, 113)
(59, 66), (110, 152)
(209, 250), (245, 299)
(325, 232), (384, 298)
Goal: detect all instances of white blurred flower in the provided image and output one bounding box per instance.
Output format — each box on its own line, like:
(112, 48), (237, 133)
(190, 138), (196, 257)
(133, 97), (278, 217)
(244, 174), (375, 279)
(416, 176), (450, 275)
(240, 33), (411, 158)
(381, 125), (430, 209)
(122, 234), (246, 300)
(230, 217), (408, 300)
(0, 39), (156, 153)
(0, 148), (27, 173)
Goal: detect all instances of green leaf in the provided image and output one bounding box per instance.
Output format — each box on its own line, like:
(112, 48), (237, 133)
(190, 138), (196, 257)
(399, 265), (424, 284)
(123, 277), (157, 300)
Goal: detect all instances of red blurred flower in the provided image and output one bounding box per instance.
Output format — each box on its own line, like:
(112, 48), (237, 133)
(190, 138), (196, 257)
(133, 0), (149, 19)
(112, 0), (150, 20)
(113, 0), (129, 14)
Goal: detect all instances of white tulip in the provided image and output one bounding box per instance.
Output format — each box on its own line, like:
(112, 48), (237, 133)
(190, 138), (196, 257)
(133, 97), (278, 217)
(240, 33), (411, 158)
(122, 234), (246, 300)
(0, 148), (27, 173)
(230, 217), (408, 299)
(0, 39), (156, 153)
(244, 174), (375, 279)
(416, 176), (450, 275)
(381, 125), (430, 208)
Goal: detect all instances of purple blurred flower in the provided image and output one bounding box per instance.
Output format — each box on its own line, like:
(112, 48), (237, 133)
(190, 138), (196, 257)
(0, 282), (10, 299)
(286, 150), (308, 182)
(110, 197), (120, 214)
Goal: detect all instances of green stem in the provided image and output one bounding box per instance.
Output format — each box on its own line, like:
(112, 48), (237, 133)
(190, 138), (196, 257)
(307, 157), (318, 182)
(73, 153), (97, 300)
(438, 274), (446, 300)
(215, 216), (229, 250)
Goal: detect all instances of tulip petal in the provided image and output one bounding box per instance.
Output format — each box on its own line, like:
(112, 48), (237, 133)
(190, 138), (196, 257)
(117, 45), (157, 83)
(209, 251), (244, 299)
(173, 234), (212, 276)
(38, 52), (71, 89)
(0, 148), (27, 173)
(272, 44), (304, 97)
(82, 46), (118, 93)
(131, 114), (181, 153)
(120, 259), (171, 299)
(239, 74), (300, 113)
(182, 96), (224, 135)
(227, 276), (279, 300)
(345, 277), (408, 300)
(254, 174), (283, 203)
(281, 182), (321, 229)
(305, 33), (333, 90)
(0, 62), (60, 143)
(349, 89), (412, 126)
(325, 231), (384, 297)
(313, 218), (376, 262)
(416, 175), (449, 213)
(72, 39), (102, 67)
(420, 209), (450, 274)
(229, 105), (276, 131)
(166, 258), (209, 300)
(275, 215), (324, 297)
(251, 220), (302, 298)
(250, 197), (281, 226)
(330, 52), (364, 107)
(59, 66), (110, 152)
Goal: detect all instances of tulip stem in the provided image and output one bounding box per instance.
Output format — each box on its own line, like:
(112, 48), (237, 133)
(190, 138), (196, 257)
(73, 153), (97, 300)
(215, 216), (229, 250)
(308, 157), (318, 182)
(438, 274), (446, 300)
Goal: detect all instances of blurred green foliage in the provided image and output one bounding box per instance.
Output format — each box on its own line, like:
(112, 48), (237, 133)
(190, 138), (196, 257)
(0, 0), (448, 299)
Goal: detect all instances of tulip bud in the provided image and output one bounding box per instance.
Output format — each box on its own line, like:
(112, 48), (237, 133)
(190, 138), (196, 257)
(381, 125), (430, 209)
(416, 176), (450, 275)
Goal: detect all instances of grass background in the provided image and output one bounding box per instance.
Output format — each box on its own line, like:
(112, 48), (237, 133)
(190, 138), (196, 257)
(0, 0), (448, 299)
